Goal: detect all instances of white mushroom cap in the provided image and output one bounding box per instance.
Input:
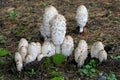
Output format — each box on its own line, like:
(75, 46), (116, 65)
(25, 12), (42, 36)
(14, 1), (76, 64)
(36, 42), (41, 55)
(75, 40), (88, 67)
(98, 49), (107, 62)
(27, 42), (38, 62)
(19, 46), (27, 62)
(37, 54), (44, 61)
(41, 40), (55, 57)
(40, 5), (58, 40)
(25, 54), (34, 64)
(61, 35), (74, 57)
(14, 52), (23, 72)
(18, 38), (28, 52)
(51, 14), (67, 53)
(91, 41), (104, 58)
(76, 5), (88, 33)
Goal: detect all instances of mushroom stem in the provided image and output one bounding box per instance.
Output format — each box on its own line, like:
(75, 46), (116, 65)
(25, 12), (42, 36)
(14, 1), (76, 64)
(56, 45), (61, 54)
(79, 27), (84, 33)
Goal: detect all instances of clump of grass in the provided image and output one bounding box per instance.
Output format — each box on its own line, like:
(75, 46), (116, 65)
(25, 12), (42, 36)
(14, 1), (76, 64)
(42, 2), (48, 7)
(51, 76), (64, 80)
(0, 35), (7, 44)
(27, 69), (36, 77)
(0, 48), (9, 57)
(8, 10), (20, 21)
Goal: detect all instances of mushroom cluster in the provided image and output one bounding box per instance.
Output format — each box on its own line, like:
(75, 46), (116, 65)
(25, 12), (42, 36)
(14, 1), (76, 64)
(14, 5), (108, 72)
(91, 41), (107, 62)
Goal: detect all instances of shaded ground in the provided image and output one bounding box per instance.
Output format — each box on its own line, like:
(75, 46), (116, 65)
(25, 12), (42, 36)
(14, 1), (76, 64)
(0, 0), (120, 80)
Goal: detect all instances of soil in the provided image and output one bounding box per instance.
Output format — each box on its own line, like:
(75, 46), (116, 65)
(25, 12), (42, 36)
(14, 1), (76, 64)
(0, 0), (120, 80)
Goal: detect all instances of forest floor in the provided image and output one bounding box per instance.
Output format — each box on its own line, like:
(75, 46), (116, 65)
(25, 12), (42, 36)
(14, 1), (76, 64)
(0, 0), (120, 80)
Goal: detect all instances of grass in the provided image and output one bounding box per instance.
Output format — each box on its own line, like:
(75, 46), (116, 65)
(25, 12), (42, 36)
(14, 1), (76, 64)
(8, 10), (20, 21)
(42, 2), (48, 8)
(51, 76), (64, 80)
(27, 69), (36, 77)
(110, 55), (120, 60)
(0, 48), (9, 57)
(0, 35), (7, 44)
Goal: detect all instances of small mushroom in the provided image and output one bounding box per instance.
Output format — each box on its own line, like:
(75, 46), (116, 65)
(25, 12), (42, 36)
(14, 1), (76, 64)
(91, 41), (104, 58)
(19, 46), (27, 62)
(36, 42), (41, 55)
(51, 14), (67, 53)
(61, 35), (74, 59)
(75, 40), (88, 67)
(25, 42), (38, 64)
(40, 5), (58, 40)
(41, 40), (55, 57)
(98, 49), (107, 62)
(75, 5), (88, 33)
(25, 54), (34, 64)
(18, 38), (28, 52)
(37, 54), (44, 61)
(14, 52), (23, 72)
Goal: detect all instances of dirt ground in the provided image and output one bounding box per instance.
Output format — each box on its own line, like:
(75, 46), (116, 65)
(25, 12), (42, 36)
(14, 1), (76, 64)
(0, 0), (120, 80)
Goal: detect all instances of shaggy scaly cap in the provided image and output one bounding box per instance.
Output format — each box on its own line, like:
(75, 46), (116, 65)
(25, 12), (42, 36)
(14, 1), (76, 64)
(18, 38), (28, 52)
(75, 40), (88, 67)
(76, 5), (88, 33)
(61, 35), (74, 57)
(40, 5), (58, 40)
(91, 41), (104, 58)
(41, 40), (55, 57)
(51, 14), (67, 53)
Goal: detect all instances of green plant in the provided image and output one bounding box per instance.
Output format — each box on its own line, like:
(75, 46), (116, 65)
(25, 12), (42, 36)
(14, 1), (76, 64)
(8, 10), (20, 21)
(110, 55), (120, 60)
(0, 48), (9, 57)
(0, 59), (6, 65)
(0, 35), (7, 44)
(27, 69), (36, 77)
(42, 2), (48, 7)
(52, 54), (66, 65)
(106, 73), (117, 80)
(0, 72), (3, 80)
(43, 57), (52, 67)
(82, 59), (99, 78)
(51, 76), (64, 80)
(51, 70), (60, 77)
(105, 11), (113, 21)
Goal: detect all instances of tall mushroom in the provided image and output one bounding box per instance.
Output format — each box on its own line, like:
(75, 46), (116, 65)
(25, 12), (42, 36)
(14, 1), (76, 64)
(15, 52), (23, 72)
(40, 5), (58, 40)
(91, 41), (107, 62)
(51, 14), (67, 53)
(76, 5), (88, 33)
(61, 35), (74, 60)
(75, 40), (88, 67)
